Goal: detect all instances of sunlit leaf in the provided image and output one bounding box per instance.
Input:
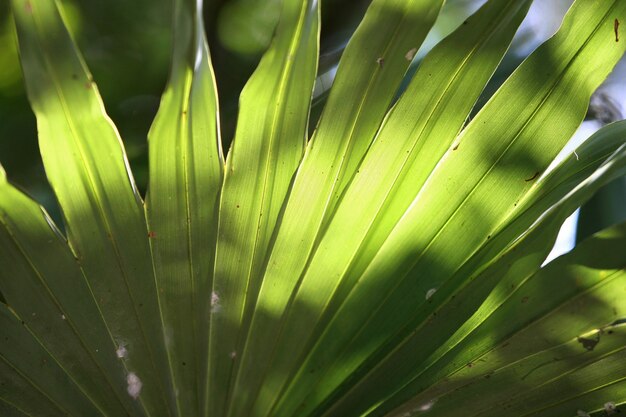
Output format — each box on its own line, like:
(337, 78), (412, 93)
(2, 0), (625, 416)
(145, 0), (222, 414)
(10, 0), (174, 414)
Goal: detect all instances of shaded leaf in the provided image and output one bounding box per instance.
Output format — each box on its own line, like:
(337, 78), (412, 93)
(11, 0), (174, 414)
(0, 171), (147, 416)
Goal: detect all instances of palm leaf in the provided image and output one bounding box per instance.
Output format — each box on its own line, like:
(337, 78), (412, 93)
(386, 219), (626, 417)
(262, 1), (625, 415)
(209, 0), (319, 414)
(145, 0), (222, 415)
(250, 1), (533, 414)
(0, 167), (146, 416)
(1, 0), (625, 416)
(9, 0), (174, 414)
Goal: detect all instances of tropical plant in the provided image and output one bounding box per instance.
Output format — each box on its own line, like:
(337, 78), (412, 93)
(1, 0), (625, 416)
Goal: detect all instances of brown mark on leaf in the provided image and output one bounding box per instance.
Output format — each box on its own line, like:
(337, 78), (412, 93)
(405, 48), (418, 61)
(525, 171), (539, 182)
(25, 0), (32, 13)
(147, 231), (157, 238)
(376, 57), (384, 68)
(84, 75), (95, 89)
(615, 19), (620, 42)
(452, 143), (459, 151)
(521, 296), (529, 303)
(577, 335), (600, 351)
(71, 74), (78, 80)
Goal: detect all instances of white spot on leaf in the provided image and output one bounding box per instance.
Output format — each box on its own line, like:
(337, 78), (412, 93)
(577, 410), (590, 417)
(405, 47), (418, 61)
(116, 344), (128, 359)
(230, 351), (237, 359)
(412, 399), (436, 413)
(425, 288), (437, 300)
(127, 372), (142, 399)
(605, 402), (617, 414)
(211, 291), (221, 313)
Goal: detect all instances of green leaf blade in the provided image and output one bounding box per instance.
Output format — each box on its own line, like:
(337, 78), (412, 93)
(236, 0), (445, 414)
(0, 398), (30, 417)
(145, 0), (223, 415)
(10, 0), (175, 415)
(0, 304), (107, 417)
(0, 177), (148, 417)
(363, 138), (626, 416)
(208, 0), (320, 415)
(277, 1), (626, 414)
(268, 0), (535, 415)
(386, 221), (626, 417)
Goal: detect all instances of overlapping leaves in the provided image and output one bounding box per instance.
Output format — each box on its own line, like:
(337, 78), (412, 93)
(0, 0), (625, 416)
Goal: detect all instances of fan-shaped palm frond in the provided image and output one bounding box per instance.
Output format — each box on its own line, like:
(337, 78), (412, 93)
(1, 0), (625, 416)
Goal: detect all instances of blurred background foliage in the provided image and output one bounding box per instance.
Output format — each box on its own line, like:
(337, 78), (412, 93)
(0, 0), (624, 248)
